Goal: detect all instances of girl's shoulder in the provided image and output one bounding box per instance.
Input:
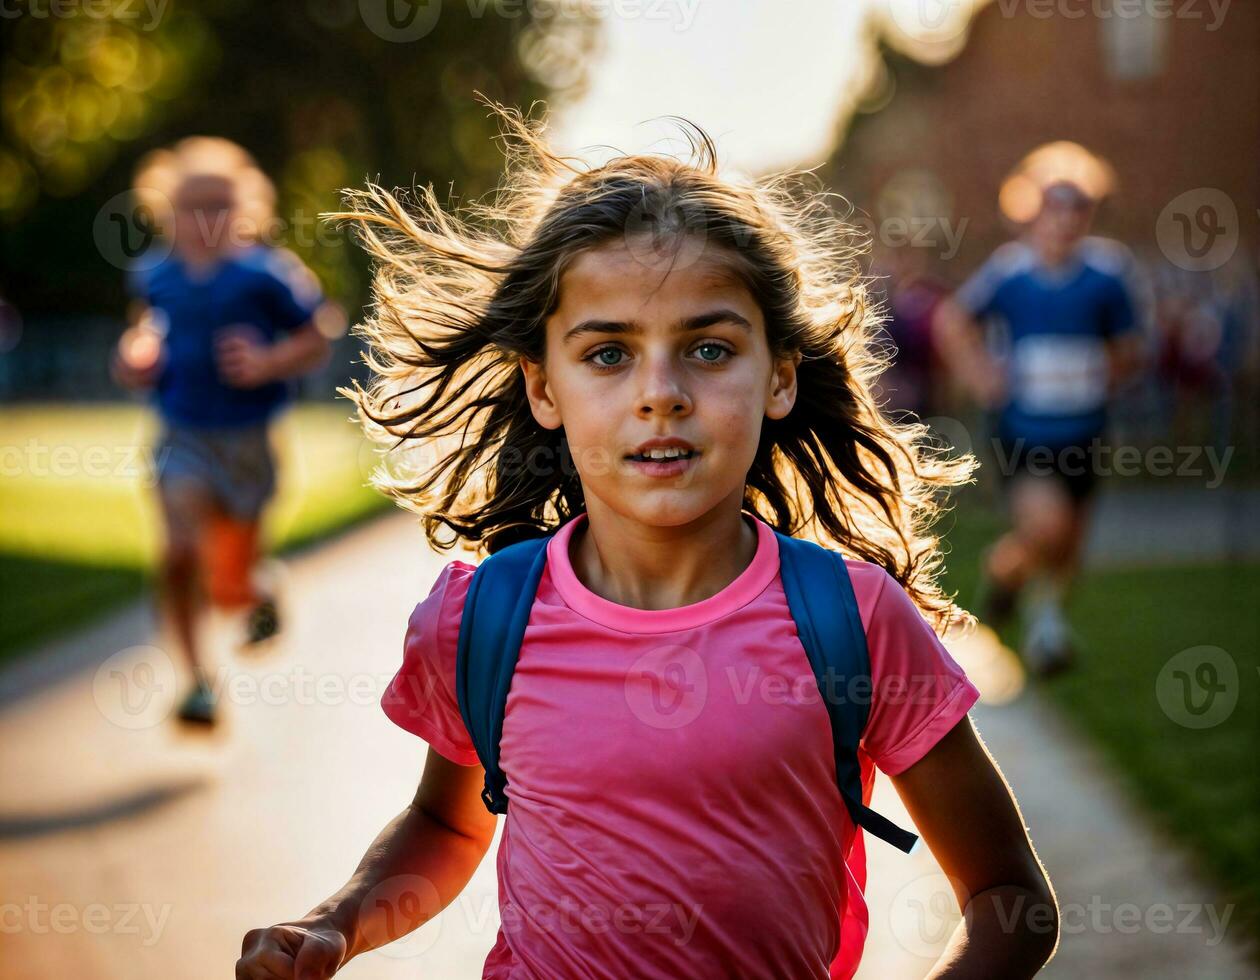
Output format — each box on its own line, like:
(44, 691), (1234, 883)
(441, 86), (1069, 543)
(835, 556), (906, 633)
(414, 557), (479, 619)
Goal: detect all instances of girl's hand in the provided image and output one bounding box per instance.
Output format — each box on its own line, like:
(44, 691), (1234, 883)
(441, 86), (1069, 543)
(236, 918), (348, 980)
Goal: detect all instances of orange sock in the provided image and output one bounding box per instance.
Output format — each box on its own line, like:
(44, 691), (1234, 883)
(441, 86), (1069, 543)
(201, 513), (261, 609)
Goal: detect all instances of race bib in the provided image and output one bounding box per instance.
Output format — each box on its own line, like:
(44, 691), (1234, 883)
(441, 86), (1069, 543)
(1010, 334), (1109, 415)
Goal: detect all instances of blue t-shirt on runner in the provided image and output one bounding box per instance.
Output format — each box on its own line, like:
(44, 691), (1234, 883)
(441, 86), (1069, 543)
(955, 238), (1141, 448)
(129, 245), (323, 429)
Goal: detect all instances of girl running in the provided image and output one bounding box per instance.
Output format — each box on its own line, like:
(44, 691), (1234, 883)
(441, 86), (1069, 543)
(237, 104), (1058, 979)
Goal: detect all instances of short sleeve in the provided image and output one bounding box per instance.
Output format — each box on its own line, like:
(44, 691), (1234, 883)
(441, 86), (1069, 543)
(1101, 272), (1138, 339)
(1082, 238), (1148, 339)
(257, 247), (323, 333)
(125, 261), (154, 303)
(850, 563), (980, 776)
(953, 249), (1009, 320)
(381, 560), (481, 766)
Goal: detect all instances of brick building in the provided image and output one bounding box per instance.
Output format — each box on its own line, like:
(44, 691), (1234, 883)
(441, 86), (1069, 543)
(826, 0), (1259, 456)
(826, 0), (1260, 278)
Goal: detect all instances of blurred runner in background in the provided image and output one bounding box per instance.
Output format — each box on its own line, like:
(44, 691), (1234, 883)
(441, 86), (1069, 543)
(111, 137), (330, 726)
(934, 178), (1145, 675)
(871, 243), (951, 419)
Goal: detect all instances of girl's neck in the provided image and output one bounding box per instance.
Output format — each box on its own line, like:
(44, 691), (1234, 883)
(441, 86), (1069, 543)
(568, 497), (758, 612)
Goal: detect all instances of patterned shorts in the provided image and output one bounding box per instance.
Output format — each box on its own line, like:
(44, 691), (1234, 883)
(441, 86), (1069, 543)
(154, 422), (277, 522)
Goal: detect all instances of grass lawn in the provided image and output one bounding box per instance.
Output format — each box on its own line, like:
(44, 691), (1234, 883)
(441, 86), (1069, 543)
(937, 489), (1260, 956)
(0, 401), (391, 661)
(1043, 562), (1259, 952)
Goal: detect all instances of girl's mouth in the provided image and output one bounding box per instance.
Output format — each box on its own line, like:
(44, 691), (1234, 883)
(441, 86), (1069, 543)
(625, 450), (699, 478)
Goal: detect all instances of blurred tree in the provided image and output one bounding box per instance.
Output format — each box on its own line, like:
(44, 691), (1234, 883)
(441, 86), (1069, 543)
(0, 0), (597, 317)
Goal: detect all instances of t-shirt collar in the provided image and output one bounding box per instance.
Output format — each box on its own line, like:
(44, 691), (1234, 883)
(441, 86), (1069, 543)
(545, 511), (780, 634)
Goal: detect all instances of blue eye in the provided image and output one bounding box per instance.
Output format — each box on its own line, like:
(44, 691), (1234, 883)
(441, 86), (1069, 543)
(583, 342), (732, 371)
(695, 342), (732, 363)
(588, 347), (624, 368)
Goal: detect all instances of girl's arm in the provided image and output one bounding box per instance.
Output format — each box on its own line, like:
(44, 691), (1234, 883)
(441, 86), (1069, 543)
(888, 714), (1059, 979)
(236, 748), (497, 980)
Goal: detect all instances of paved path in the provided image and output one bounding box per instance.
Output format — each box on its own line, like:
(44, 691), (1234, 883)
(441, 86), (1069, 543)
(1083, 484), (1260, 567)
(1, 502), (1255, 978)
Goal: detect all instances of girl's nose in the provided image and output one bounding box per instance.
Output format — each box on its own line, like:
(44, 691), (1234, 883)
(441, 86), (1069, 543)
(636, 358), (692, 417)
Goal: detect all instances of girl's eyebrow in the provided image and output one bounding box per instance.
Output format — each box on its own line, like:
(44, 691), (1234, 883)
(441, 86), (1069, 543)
(563, 309), (752, 345)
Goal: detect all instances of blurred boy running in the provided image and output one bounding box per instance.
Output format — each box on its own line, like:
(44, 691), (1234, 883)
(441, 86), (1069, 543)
(935, 177), (1145, 675)
(112, 137), (331, 725)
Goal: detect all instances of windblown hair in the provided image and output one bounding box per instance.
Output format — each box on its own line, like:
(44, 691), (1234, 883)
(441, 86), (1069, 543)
(332, 100), (976, 629)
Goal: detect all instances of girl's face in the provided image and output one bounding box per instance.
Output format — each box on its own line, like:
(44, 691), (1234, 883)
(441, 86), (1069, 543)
(521, 237), (799, 529)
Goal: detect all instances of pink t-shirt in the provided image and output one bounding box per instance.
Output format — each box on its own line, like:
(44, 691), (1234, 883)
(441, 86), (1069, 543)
(382, 511), (980, 979)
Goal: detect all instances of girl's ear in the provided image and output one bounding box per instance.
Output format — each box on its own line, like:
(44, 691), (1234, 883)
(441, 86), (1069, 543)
(519, 355), (564, 430)
(765, 351), (801, 421)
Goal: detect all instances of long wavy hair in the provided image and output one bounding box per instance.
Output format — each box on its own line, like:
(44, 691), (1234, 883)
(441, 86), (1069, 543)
(331, 100), (976, 629)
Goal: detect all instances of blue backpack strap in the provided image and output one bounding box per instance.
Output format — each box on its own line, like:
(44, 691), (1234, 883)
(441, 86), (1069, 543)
(455, 534), (552, 815)
(775, 532), (920, 855)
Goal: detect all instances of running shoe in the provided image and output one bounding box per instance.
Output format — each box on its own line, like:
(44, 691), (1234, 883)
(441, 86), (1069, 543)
(1020, 601), (1077, 678)
(243, 596), (280, 647)
(176, 679), (218, 726)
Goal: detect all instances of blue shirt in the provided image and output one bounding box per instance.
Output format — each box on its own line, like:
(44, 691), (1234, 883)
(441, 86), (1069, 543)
(129, 245), (323, 428)
(955, 237), (1141, 447)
